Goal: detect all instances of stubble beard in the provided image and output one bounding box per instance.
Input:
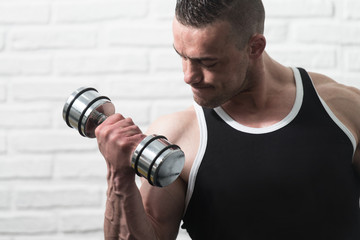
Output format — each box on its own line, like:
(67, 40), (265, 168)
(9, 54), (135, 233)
(193, 80), (249, 109)
(193, 92), (232, 109)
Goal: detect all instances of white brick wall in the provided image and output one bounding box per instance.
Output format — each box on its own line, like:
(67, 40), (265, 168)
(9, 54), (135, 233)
(0, 0), (359, 239)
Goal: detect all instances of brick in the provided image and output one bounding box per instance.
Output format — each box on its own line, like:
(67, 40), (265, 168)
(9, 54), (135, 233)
(55, 51), (148, 75)
(294, 23), (360, 45)
(0, 104), (51, 128)
(0, 131), (5, 153)
(11, 81), (59, 100)
(107, 75), (191, 99)
(0, 83), (6, 102)
(264, 0), (334, 17)
(0, 188), (10, 209)
(0, 213), (57, 234)
(60, 211), (103, 233)
(151, 99), (193, 122)
(0, 31), (4, 51)
(346, 0), (360, 19)
(53, 153), (106, 179)
(54, 0), (147, 23)
(151, 49), (182, 72)
(0, 155), (52, 179)
(0, 237), (11, 240)
(15, 187), (103, 209)
(12, 27), (97, 50)
(150, 0), (176, 19)
(12, 79), (100, 101)
(345, 48), (360, 71)
(14, 236), (102, 240)
(341, 75), (360, 89)
(264, 21), (289, 43)
(0, 55), (51, 75)
(111, 99), (152, 125)
(108, 24), (172, 47)
(0, 3), (49, 24)
(8, 130), (98, 153)
(267, 47), (337, 69)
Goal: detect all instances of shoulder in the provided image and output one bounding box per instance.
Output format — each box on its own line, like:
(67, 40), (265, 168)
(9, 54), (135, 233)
(146, 105), (200, 181)
(145, 105), (198, 144)
(309, 72), (360, 104)
(309, 71), (360, 141)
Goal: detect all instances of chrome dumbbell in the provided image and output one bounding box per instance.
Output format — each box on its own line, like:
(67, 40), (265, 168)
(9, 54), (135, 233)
(62, 87), (185, 187)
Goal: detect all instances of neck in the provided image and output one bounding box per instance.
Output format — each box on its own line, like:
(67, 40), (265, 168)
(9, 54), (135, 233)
(221, 52), (296, 127)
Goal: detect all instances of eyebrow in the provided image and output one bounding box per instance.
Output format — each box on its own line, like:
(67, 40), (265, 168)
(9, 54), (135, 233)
(173, 44), (218, 62)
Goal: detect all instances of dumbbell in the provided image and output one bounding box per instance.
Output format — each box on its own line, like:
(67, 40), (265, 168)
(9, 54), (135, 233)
(62, 87), (185, 187)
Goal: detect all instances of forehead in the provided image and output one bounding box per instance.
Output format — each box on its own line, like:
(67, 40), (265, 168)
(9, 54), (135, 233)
(172, 18), (235, 57)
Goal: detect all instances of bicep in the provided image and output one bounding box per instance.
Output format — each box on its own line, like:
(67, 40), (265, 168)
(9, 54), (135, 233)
(140, 109), (192, 238)
(140, 177), (186, 240)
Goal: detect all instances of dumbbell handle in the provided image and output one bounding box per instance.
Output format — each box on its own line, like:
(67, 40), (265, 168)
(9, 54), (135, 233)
(92, 110), (108, 126)
(62, 87), (185, 187)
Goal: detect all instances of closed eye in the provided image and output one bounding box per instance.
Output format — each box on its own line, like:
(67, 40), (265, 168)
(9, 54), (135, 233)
(197, 59), (218, 68)
(173, 45), (218, 68)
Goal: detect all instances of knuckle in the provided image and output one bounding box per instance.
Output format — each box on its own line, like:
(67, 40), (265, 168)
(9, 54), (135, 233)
(95, 125), (105, 139)
(108, 129), (121, 142)
(124, 117), (134, 125)
(117, 138), (135, 152)
(97, 125), (112, 141)
(128, 124), (140, 132)
(112, 113), (125, 121)
(94, 126), (101, 137)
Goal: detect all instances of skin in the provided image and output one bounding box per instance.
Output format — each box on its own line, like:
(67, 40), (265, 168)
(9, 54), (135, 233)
(95, 18), (360, 239)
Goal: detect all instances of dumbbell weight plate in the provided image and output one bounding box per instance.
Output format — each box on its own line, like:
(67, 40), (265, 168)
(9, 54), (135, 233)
(132, 135), (185, 187)
(63, 87), (115, 138)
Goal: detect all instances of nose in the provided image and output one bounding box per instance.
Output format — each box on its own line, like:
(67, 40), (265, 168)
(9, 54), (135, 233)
(183, 59), (202, 85)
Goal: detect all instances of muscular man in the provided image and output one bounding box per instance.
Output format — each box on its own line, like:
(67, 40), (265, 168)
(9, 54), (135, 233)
(95, 0), (360, 239)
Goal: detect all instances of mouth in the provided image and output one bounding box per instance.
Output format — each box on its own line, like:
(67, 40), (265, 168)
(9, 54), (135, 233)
(191, 84), (213, 90)
(190, 84), (214, 98)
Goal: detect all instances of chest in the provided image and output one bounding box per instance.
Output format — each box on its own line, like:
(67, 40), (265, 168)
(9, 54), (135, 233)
(182, 118), (360, 239)
(202, 122), (354, 193)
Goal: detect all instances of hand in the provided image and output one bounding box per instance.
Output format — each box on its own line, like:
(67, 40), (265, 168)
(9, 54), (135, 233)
(95, 113), (146, 174)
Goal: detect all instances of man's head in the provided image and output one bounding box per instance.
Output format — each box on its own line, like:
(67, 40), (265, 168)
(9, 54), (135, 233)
(173, 0), (267, 108)
(175, 0), (265, 49)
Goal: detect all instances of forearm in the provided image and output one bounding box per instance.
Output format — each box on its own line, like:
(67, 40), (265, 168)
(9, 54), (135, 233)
(104, 169), (158, 240)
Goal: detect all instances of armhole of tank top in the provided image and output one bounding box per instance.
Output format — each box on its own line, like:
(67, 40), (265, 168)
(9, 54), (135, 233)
(307, 74), (357, 157)
(183, 102), (208, 216)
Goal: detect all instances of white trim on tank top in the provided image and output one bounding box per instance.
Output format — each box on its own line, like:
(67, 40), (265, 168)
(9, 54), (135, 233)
(184, 102), (208, 215)
(213, 67), (303, 134)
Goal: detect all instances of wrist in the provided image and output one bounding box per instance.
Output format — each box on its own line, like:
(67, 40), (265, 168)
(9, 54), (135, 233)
(107, 167), (136, 193)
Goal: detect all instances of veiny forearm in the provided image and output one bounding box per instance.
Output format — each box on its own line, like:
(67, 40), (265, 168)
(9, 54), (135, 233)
(104, 169), (158, 240)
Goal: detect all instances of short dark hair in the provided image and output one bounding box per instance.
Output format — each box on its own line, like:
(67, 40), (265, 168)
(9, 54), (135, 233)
(175, 0), (265, 48)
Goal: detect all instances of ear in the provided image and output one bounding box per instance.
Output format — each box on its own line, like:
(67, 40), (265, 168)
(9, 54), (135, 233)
(248, 34), (266, 59)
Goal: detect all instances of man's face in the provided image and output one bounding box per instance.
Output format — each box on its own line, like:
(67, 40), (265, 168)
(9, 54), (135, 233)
(172, 18), (250, 108)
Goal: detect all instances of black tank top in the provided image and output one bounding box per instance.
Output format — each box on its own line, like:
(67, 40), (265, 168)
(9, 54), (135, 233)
(182, 67), (360, 239)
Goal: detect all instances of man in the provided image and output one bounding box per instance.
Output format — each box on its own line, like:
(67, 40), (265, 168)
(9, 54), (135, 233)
(95, 0), (360, 239)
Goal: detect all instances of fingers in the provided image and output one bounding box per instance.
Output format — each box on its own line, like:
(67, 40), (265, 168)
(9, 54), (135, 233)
(95, 113), (145, 148)
(94, 113), (146, 172)
(95, 113), (125, 135)
(103, 113), (126, 125)
(95, 114), (140, 138)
